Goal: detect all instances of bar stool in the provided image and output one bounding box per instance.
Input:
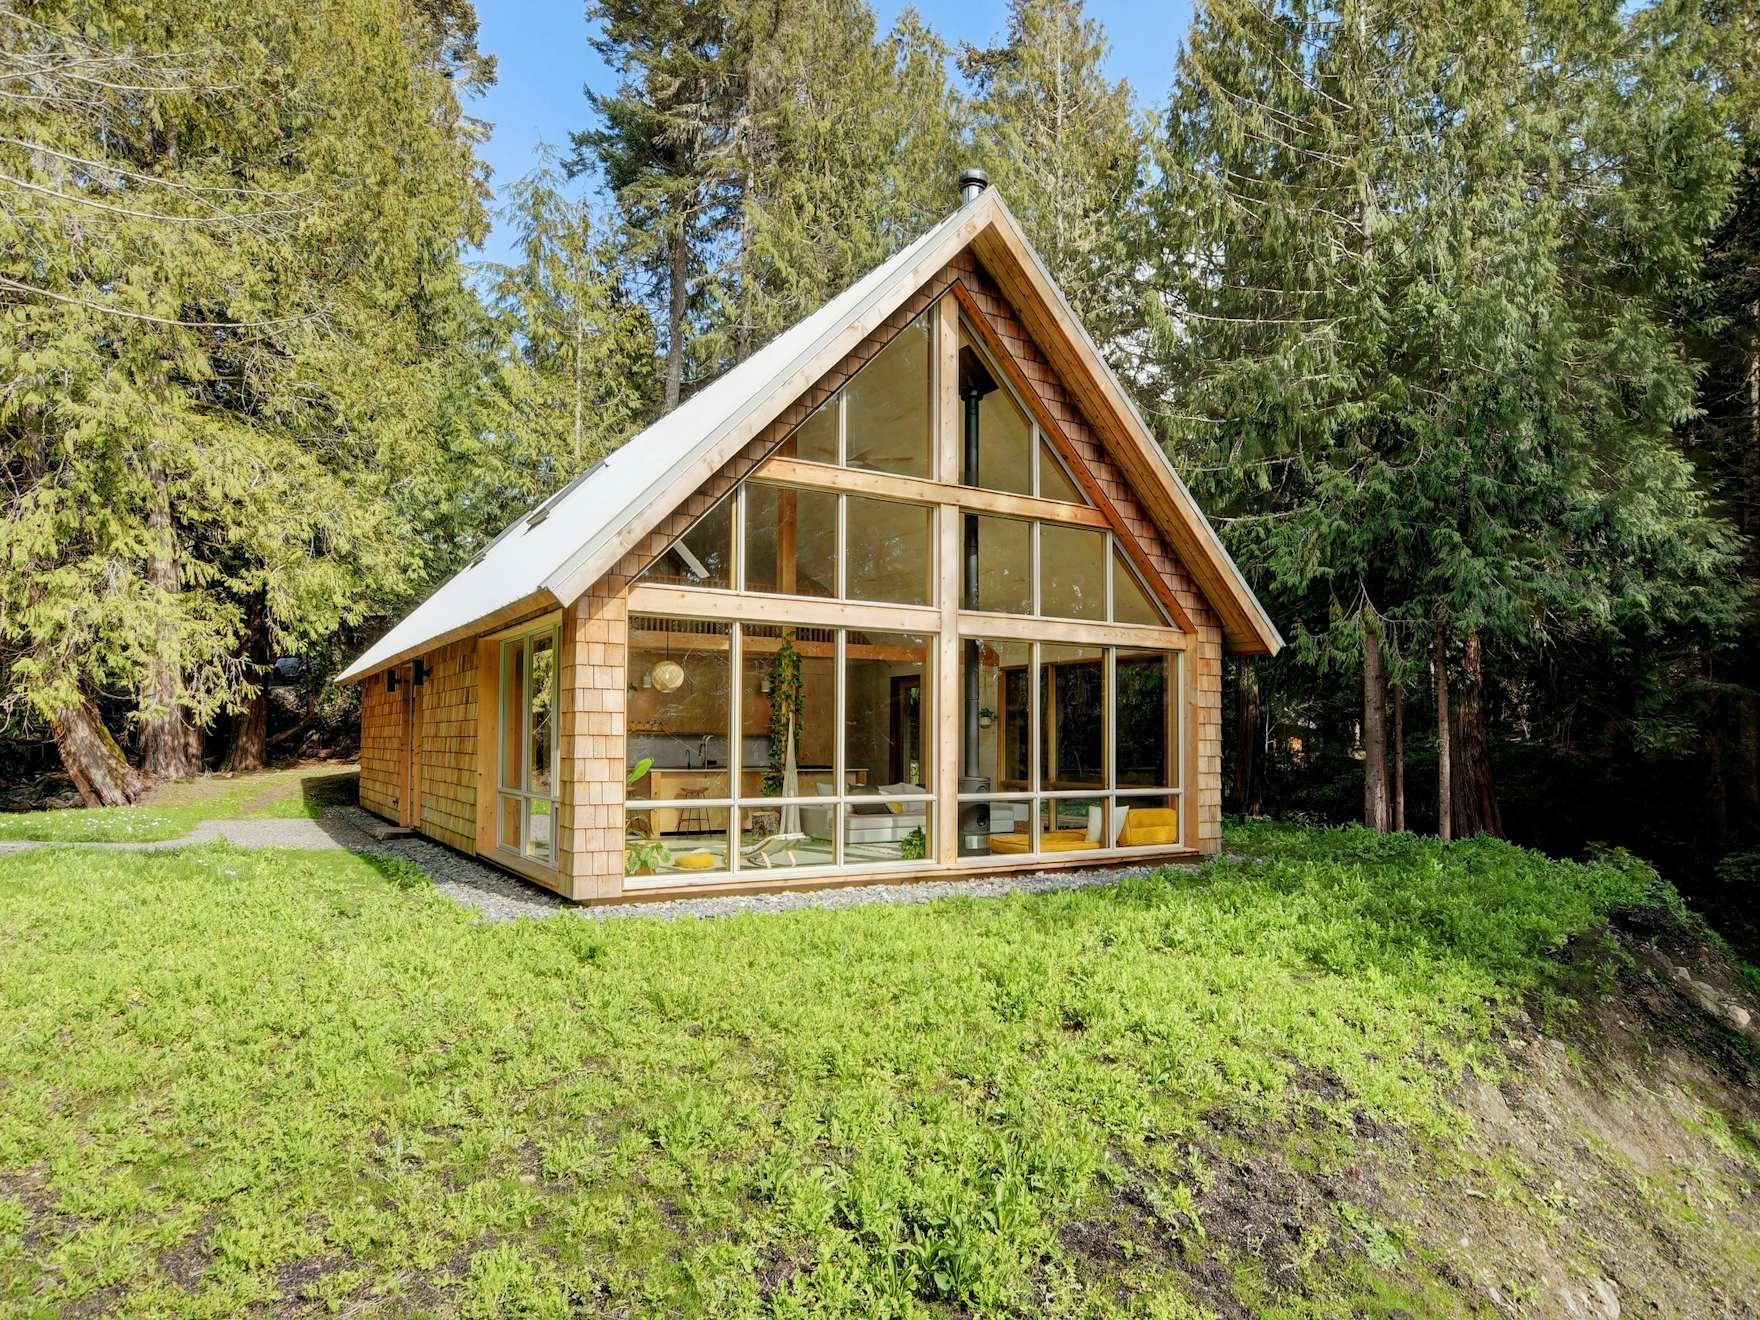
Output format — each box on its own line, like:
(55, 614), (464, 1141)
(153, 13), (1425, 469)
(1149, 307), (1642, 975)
(675, 788), (712, 836)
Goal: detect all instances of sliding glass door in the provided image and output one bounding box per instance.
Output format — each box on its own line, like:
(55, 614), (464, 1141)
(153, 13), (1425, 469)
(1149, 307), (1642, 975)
(497, 622), (559, 865)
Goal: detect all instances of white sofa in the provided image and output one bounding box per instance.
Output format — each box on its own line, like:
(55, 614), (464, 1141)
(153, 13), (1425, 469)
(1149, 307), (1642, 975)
(800, 782), (928, 843)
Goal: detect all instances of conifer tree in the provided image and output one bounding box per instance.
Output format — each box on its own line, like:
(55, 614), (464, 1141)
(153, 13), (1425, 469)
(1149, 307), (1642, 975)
(958, 0), (1146, 350)
(0, 0), (493, 797)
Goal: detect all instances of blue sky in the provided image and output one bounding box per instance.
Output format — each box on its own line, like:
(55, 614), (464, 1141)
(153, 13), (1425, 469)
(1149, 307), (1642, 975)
(467, 0), (1193, 266)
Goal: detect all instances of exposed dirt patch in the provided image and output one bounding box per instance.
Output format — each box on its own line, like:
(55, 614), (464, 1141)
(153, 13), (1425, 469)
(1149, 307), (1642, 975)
(1055, 904), (1760, 1317)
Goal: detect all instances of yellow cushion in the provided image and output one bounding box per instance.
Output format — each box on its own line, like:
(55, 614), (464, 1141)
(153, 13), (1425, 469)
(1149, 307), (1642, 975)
(673, 851), (717, 870)
(1120, 808), (1179, 848)
(986, 830), (1100, 855)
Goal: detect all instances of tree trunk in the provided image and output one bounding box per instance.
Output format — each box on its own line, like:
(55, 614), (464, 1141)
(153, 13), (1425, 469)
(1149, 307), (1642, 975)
(663, 218), (688, 412)
(1391, 682), (1405, 832)
(571, 310), (586, 465)
(54, 698), (149, 806)
(221, 593), (271, 774)
(1450, 628), (1504, 838)
(1229, 657), (1260, 816)
(1362, 610), (1391, 832)
(1435, 624), (1452, 841)
(139, 468), (199, 780)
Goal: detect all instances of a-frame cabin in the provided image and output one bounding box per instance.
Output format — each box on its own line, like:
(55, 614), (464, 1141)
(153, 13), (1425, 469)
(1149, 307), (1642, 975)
(340, 175), (1281, 902)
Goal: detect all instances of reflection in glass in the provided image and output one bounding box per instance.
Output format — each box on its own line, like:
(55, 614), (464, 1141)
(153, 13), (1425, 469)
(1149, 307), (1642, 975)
(843, 800), (931, 866)
(845, 497), (933, 605)
(958, 798), (1033, 857)
(525, 797), (552, 862)
(529, 633), (554, 795)
(962, 638), (1030, 795)
(1112, 549), (1166, 626)
(626, 616), (732, 798)
(846, 313), (932, 478)
(634, 489), (734, 590)
(962, 514), (1032, 615)
(744, 483), (837, 597)
(1038, 441), (1085, 504)
(1041, 643), (1105, 789)
(1040, 524), (1106, 620)
(786, 397), (839, 464)
(626, 806), (731, 878)
(500, 640), (525, 791)
(1038, 797), (1107, 852)
(846, 631), (931, 791)
(742, 624), (836, 799)
(1116, 650), (1173, 788)
(1114, 794), (1179, 847)
(958, 328), (1032, 495)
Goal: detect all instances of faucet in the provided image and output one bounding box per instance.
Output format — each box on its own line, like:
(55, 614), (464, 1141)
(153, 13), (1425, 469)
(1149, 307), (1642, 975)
(698, 733), (715, 767)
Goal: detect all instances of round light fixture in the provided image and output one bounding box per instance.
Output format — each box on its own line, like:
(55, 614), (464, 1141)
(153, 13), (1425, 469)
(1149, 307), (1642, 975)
(650, 659), (686, 693)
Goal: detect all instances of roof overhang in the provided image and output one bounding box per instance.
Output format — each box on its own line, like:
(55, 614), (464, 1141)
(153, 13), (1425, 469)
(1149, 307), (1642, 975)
(339, 188), (1279, 685)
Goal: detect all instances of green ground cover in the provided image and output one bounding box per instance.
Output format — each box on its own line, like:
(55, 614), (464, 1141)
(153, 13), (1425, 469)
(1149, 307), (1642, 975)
(0, 765), (354, 843)
(0, 826), (1702, 1316)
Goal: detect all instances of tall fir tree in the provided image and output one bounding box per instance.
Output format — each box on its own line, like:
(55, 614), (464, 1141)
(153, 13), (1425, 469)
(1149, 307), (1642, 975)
(958, 0), (1146, 353)
(1145, 0), (1741, 834)
(0, 0), (493, 796)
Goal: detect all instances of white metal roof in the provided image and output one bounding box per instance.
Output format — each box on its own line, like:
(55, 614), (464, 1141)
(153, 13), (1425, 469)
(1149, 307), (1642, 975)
(339, 189), (1280, 684)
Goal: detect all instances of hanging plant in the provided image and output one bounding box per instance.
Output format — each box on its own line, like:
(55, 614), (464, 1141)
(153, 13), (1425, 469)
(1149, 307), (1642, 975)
(762, 635), (803, 796)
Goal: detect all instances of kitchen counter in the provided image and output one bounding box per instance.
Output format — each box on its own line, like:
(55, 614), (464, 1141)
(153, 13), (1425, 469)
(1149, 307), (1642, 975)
(633, 766), (869, 835)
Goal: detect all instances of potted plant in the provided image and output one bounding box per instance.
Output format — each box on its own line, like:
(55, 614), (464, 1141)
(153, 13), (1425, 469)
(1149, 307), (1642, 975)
(624, 757), (672, 875)
(899, 827), (926, 861)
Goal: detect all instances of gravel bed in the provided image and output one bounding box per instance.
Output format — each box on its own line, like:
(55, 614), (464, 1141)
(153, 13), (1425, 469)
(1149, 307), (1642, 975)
(7, 799), (1214, 923)
(326, 806), (1206, 922)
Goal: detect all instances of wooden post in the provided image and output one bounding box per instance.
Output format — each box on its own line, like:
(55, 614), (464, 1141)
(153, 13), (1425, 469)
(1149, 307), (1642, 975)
(935, 294), (961, 863)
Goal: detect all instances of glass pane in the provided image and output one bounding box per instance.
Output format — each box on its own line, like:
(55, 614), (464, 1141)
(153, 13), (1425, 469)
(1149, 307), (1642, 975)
(525, 797), (553, 862)
(1039, 797), (1108, 853)
(1115, 794), (1179, 848)
(634, 489), (734, 590)
(958, 328), (1032, 495)
(626, 616), (733, 798)
(627, 805), (730, 879)
(499, 793), (522, 852)
(784, 397), (838, 465)
(500, 640), (525, 791)
(1113, 550), (1167, 626)
(961, 638), (1030, 793)
(1041, 644), (1105, 789)
(739, 804), (833, 870)
(961, 514), (1032, 614)
(1038, 441), (1085, 504)
(1116, 650), (1174, 788)
(846, 496), (932, 604)
(1040, 524), (1106, 620)
(744, 483), (837, 598)
(844, 800), (931, 866)
(846, 313), (932, 478)
(958, 798), (1033, 857)
(528, 632), (555, 795)
(846, 631), (931, 794)
(743, 624), (836, 798)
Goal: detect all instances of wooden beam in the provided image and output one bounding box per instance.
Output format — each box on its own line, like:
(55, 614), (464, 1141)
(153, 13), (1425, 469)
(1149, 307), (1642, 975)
(957, 611), (1188, 651)
(948, 280), (1197, 637)
(475, 637), (498, 856)
(966, 217), (1279, 655)
(935, 295), (962, 865)
(755, 455), (1109, 529)
(544, 209), (993, 607)
(627, 583), (939, 634)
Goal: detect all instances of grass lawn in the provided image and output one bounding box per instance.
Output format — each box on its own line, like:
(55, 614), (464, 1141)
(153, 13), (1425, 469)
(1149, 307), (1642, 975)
(0, 764), (356, 843)
(0, 827), (1695, 1316)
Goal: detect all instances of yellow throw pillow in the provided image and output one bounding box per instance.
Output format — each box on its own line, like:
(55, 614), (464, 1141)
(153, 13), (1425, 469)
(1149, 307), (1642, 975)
(673, 851), (717, 870)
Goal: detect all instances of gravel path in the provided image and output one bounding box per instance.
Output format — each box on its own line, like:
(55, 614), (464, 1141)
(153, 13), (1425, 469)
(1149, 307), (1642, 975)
(5, 800), (1203, 923)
